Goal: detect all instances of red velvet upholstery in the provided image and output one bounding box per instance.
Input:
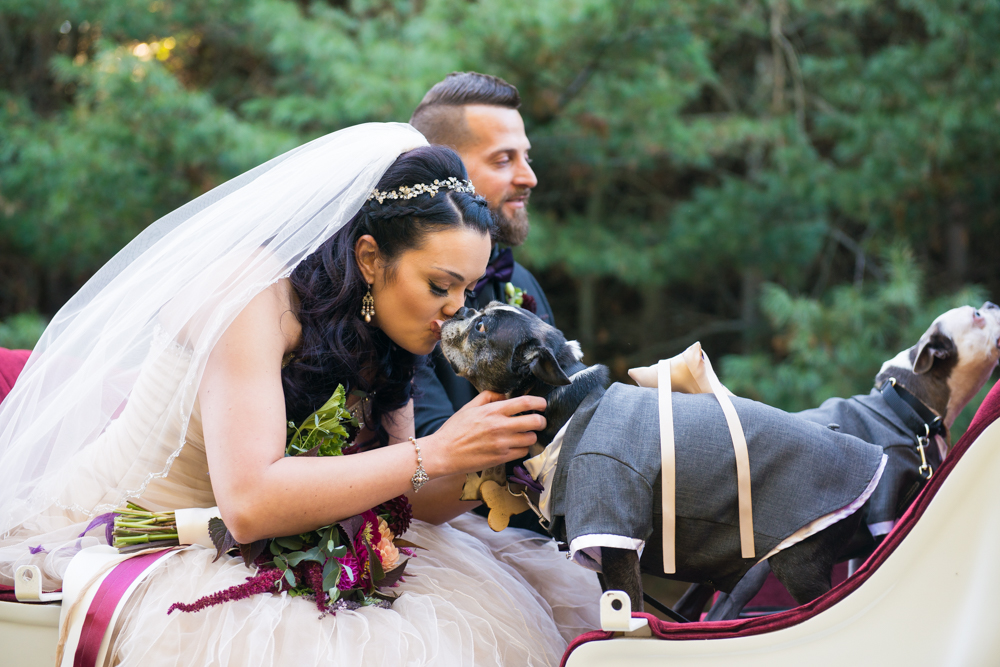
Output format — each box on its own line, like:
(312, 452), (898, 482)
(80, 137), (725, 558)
(561, 380), (1000, 666)
(0, 348), (31, 404)
(0, 349), (30, 601)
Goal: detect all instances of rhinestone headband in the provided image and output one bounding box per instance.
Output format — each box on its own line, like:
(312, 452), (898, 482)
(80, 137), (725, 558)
(367, 176), (476, 204)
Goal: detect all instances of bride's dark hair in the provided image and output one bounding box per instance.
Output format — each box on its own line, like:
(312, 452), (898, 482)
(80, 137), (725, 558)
(282, 144), (494, 447)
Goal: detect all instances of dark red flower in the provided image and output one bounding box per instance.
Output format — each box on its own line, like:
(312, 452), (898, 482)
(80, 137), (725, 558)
(167, 566), (284, 614)
(336, 550), (362, 591)
(521, 293), (537, 313)
(378, 494), (412, 537)
(301, 560), (327, 612)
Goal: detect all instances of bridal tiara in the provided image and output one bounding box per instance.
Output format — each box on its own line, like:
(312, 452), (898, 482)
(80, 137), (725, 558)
(367, 176), (476, 204)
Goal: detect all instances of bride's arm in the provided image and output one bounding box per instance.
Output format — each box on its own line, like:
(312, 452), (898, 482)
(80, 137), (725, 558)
(200, 283), (545, 544)
(382, 401), (481, 525)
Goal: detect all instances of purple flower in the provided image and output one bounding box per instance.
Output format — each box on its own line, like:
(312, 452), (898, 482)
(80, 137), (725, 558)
(29, 545), (47, 554)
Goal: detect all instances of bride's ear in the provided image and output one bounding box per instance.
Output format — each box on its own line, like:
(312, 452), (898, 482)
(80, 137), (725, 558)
(354, 234), (381, 284)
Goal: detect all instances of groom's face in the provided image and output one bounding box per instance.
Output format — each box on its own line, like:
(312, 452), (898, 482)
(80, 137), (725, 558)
(459, 105), (537, 247)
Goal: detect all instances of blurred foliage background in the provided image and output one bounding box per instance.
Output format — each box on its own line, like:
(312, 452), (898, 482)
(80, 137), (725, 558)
(1, 0), (998, 433)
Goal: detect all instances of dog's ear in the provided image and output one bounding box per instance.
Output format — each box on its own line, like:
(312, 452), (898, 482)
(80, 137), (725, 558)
(913, 325), (956, 374)
(525, 345), (572, 387)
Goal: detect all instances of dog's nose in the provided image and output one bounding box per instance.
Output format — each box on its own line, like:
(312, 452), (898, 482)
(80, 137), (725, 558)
(454, 307), (472, 320)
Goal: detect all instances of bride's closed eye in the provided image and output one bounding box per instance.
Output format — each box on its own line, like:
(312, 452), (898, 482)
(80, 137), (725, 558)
(429, 281), (475, 299)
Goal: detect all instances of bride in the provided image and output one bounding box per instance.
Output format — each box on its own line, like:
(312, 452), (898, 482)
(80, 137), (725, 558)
(0, 123), (600, 665)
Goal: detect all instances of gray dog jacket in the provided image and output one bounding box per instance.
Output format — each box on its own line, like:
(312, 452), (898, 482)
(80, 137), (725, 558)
(546, 383), (885, 593)
(795, 390), (941, 537)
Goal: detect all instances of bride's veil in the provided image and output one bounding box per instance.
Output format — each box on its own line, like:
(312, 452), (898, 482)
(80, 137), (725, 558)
(0, 122), (427, 585)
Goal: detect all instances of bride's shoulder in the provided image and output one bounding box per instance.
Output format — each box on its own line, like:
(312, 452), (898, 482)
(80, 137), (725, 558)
(225, 280), (302, 355)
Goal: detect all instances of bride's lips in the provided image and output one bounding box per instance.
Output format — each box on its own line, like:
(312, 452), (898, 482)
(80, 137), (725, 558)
(431, 320), (444, 341)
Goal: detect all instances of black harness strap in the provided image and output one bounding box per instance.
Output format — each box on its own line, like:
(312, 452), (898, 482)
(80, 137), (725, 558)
(879, 377), (944, 480)
(879, 379), (945, 439)
(642, 592), (691, 623)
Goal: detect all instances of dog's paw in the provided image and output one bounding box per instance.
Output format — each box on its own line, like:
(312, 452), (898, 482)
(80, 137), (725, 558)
(480, 480), (531, 531)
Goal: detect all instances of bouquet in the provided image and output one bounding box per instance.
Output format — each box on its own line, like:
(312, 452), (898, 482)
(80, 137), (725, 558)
(111, 385), (417, 614)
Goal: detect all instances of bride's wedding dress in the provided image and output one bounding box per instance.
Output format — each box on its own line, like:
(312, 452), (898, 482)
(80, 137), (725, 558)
(10, 329), (601, 666)
(0, 122), (601, 666)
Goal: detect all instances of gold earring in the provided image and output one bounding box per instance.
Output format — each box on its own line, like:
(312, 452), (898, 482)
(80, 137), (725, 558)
(361, 285), (375, 323)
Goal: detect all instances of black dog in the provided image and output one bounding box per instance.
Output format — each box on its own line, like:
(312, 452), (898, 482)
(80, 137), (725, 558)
(440, 303), (890, 616)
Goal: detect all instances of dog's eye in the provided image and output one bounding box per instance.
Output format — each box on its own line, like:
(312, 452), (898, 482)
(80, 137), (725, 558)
(476, 321), (487, 334)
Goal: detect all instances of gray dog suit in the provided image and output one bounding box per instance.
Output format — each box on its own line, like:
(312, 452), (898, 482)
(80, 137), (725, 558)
(545, 383), (885, 593)
(795, 389), (942, 538)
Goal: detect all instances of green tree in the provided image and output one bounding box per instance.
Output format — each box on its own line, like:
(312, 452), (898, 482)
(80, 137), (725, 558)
(1, 1), (997, 437)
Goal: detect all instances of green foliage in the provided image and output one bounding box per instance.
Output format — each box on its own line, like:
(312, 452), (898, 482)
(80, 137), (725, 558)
(0, 312), (47, 349)
(721, 247), (990, 436)
(2, 0), (999, 422)
(285, 384), (357, 457)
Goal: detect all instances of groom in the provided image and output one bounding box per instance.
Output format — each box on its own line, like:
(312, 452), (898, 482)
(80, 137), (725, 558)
(410, 72), (555, 532)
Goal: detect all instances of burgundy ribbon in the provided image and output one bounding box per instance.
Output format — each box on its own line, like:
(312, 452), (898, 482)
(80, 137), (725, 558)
(74, 549), (173, 667)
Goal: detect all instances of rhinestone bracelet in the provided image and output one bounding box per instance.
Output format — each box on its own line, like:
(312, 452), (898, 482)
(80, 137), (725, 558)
(408, 436), (429, 492)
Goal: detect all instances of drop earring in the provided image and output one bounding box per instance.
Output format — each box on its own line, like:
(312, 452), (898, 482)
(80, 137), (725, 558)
(361, 284), (375, 323)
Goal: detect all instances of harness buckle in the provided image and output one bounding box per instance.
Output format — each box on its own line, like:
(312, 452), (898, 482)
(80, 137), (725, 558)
(505, 483), (550, 531)
(916, 423), (934, 480)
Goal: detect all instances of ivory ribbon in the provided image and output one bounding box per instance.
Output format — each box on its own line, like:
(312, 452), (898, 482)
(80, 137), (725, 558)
(630, 342), (755, 574)
(175, 506), (222, 548)
(656, 359), (676, 573)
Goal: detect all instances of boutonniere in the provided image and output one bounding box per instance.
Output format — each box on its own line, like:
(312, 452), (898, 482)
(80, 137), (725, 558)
(504, 282), (537, 314)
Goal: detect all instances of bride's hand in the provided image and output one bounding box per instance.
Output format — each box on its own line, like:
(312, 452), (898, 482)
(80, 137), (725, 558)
(422, 391), (546, 477)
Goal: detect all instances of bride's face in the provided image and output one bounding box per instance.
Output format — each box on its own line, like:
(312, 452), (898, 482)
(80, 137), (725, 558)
(359, 226), (492, 356)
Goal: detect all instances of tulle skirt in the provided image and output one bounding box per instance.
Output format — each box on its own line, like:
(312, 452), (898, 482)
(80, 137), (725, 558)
(111, 514), (602, 666)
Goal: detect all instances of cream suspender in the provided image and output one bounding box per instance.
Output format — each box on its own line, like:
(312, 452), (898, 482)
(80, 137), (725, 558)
(631, 342), (755, 574)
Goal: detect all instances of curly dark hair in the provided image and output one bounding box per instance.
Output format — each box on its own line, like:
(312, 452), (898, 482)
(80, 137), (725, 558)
(282, 144), (494, 447)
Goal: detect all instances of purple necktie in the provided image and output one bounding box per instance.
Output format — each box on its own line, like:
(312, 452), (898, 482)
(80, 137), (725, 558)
(472, 248), (514, 297)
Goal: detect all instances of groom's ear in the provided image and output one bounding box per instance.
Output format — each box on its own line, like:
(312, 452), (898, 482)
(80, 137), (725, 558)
(354, 235), (380, 284)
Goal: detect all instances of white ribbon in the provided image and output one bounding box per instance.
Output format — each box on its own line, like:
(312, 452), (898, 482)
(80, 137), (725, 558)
(175, 506), (222, 548)
(630, 342), (755, 575)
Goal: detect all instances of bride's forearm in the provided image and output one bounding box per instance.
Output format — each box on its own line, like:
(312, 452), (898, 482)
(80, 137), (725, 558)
(217, 441), (425, 543)
(408, 472), (481, 524)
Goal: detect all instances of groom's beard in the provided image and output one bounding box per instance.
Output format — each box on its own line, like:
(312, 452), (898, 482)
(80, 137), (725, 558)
(493, 189), (531, 247)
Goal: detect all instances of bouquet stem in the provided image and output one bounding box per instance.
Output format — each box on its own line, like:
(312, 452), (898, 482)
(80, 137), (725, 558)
(113, 504), (179, 550)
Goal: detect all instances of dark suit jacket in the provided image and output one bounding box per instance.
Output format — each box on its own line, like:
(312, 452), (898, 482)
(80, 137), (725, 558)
(413, 246), (554, 533)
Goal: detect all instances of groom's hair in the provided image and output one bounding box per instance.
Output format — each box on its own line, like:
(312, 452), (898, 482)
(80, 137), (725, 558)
(410, 72), (520, 149)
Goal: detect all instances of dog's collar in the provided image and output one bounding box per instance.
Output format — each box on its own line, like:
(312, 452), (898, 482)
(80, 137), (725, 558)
(879, 378), (946, 439)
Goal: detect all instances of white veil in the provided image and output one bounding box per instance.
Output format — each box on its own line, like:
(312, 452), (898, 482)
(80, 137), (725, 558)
(0, 122), (427, 586)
